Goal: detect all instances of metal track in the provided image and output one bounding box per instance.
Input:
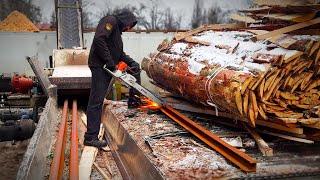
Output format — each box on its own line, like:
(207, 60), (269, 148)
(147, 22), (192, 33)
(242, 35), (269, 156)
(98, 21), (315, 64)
(49, 100), (68, 179)
(70, 100), (79, 180)
(49, 99), (79, 179)
(160, 105), (257, 172)
(56, 0), (83, 49)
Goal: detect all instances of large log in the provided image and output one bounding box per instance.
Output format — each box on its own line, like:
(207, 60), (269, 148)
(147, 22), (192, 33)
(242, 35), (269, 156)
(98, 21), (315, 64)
(142, 30), (320, 129)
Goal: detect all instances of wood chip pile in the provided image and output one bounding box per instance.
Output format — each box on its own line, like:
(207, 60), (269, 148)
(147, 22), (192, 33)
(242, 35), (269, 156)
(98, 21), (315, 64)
(0, 11), (39, 32)
(142, 1), (320, 141)
(230, 0), (320, 31)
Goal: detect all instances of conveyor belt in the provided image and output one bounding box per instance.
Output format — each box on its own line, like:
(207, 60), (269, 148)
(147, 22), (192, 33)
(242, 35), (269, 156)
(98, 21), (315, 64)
(56, 0), (83, 49)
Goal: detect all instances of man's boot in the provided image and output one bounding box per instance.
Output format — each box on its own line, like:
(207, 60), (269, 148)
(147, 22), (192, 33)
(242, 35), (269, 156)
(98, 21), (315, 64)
(128, 88), (142, 108)
(84, 139), (108, 148)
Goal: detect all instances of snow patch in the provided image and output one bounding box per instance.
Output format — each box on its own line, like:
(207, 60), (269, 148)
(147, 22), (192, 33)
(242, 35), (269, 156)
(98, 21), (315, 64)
(170, 42), (188, 55)
(187, 58), (206, 75)
(292, 35), (320, 41)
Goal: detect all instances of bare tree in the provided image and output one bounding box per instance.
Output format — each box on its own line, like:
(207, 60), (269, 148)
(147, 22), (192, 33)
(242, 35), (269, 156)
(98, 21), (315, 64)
(162, 8), (182, 30)
(207, 6), (222, 24)
(135, 3), (149, 30)
(81, 1), (92, 29)
(191, 0), (205, 28)
(50, 11), (56, 28)
(0, 0), (42, 23)
(97, 1), (183, 31)
(149, 3), (163, 30)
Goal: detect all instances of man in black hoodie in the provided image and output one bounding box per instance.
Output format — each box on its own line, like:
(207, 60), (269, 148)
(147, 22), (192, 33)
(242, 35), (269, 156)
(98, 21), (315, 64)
(85, 9), (141, 148)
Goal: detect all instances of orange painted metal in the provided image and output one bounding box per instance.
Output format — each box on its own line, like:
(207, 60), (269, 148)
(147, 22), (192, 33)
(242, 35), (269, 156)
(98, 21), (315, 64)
(70, 100), (79, 180)
(160, 105), (257, 172)
(49, 99), (68, 180)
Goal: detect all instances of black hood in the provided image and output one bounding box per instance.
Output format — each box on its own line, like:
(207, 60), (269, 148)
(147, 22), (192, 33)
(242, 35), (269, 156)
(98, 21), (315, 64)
(114, 9), (137, 32)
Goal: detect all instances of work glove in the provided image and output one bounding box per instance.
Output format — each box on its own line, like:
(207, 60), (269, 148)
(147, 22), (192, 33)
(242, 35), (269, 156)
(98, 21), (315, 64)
(128, 62), (141, 74)
(106, 65), (116, 72)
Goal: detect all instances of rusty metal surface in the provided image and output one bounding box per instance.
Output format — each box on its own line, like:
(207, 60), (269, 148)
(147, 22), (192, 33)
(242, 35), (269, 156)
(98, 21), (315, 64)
(70, 100), (79, 180)
(49, 76), (91, 89)
(102, 104), (164, 180)
(160, 105), (257, 172)
(27, 57), (54, 96)
(49, 99), (68, 180)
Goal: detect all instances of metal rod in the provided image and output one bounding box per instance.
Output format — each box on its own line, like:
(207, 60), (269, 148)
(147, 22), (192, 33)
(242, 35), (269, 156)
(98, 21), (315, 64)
(160, 105), (257, 172)
(70, 99), (79, 180)
(49, 99), (68, 180)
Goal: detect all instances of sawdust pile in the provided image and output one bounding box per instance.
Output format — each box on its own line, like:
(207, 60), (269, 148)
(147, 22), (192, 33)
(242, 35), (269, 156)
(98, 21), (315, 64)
(0, 11), (39, 32)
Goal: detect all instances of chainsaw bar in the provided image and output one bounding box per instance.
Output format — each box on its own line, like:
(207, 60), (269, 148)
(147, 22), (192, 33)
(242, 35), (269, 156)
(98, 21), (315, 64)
(104, 66), (163, 106)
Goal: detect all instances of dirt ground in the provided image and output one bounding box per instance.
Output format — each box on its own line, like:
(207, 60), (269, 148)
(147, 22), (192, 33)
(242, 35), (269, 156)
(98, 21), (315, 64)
(0, 140), (29, 180)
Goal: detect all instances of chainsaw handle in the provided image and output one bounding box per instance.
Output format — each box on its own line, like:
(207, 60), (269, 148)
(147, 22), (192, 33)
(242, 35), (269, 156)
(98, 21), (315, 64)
(117, 61), (128, 72)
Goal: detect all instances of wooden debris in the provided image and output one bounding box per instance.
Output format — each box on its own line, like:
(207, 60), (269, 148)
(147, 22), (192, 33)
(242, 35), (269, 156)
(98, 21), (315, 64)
(230, 14), (259, 24)
(80, 114), (109, 180)
(184, 36), (210, 46)
(259, 130), (314, 144)
(243, 124), (273, 156)
(93, 162), (112, 180)
(252, 17), (320, 41)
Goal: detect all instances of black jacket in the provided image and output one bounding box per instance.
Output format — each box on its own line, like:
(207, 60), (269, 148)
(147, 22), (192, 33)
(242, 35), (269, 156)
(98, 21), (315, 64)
(88, 9), (137, 68)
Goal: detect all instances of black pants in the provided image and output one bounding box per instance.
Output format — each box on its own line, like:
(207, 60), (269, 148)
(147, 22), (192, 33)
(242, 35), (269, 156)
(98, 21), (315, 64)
(85, 66), (141, 141)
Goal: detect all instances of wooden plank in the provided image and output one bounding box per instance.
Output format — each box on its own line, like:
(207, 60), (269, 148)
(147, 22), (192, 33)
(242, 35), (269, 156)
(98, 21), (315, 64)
(259, 130), (314, 144)
(239, 6), (271, 13)
(79, 114), (106, 180)
(247, 29), (269, 35)
(93, 162), (112, 180)
(253, 0), (314, 7)
(175, 23), (244, 41)
(184, 36), (210, 46)
(256, 120), (304, 135)
(252, 17), (320, 41)
(79, 146), (99, 180)
(256, 13), (316, 23)
(230, 13), (259, 24)
(243, 124), (273, 156)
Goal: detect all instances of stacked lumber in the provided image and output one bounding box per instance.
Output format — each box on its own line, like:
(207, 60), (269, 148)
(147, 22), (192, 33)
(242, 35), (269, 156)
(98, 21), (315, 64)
(142, 25), (320, 141)
(230, 0), (320, 31)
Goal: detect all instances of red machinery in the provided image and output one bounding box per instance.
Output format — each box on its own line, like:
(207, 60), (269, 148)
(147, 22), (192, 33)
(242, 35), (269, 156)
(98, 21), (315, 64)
(0, 74), (35, 93)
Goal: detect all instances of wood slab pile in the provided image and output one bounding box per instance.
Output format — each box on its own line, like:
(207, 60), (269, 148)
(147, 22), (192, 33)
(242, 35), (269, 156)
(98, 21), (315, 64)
(230, 0), (320, 31)
(142, 24), (320, 141)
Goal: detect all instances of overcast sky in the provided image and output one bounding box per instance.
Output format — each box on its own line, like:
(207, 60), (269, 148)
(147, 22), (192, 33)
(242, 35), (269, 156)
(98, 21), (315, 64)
(32, 0), (251, 28)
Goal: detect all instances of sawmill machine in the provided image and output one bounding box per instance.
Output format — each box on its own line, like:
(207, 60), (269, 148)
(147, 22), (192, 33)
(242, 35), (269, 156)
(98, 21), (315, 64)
(49, 0), (91, 94)
(0, 73), (44, 142)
